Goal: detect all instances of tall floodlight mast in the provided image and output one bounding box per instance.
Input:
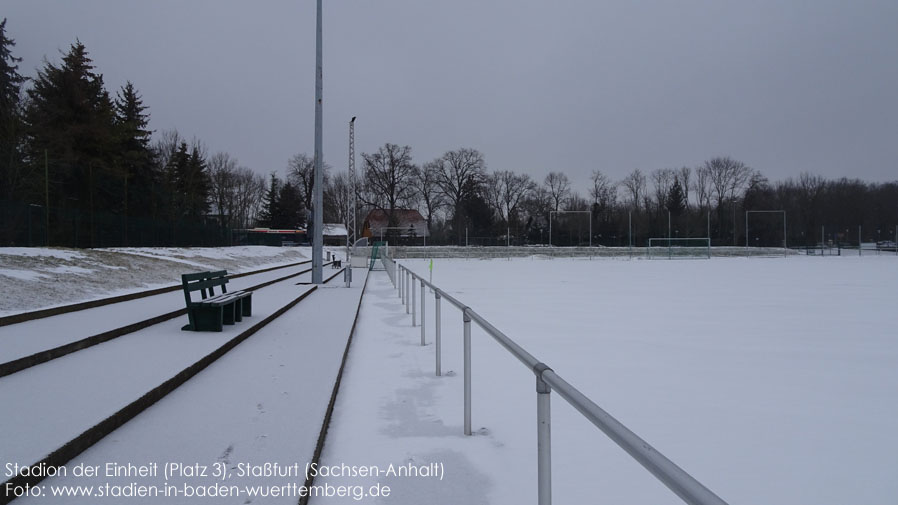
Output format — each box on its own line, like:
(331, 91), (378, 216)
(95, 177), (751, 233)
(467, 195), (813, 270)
(312, 0), (324, 284)
(344, 116), (356, 288)
(348, 117), (356, 246)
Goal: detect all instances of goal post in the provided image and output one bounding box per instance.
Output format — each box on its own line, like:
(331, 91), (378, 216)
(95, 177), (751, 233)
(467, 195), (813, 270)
(646, 237), (711, 259)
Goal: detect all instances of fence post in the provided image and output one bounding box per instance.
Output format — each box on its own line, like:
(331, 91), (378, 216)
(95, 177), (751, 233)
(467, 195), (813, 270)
(412, 277), (417, 326)
(535, 364), (553, 505)
(398, 265), (403, 299)
(463, 307), (472, 436)
(435, 291), (442, 376)
(420, 279), (426, 345)
(405, 271), (410, 314)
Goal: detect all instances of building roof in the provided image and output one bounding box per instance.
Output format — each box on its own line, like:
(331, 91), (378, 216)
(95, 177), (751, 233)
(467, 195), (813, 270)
(364, 209), (429, 237)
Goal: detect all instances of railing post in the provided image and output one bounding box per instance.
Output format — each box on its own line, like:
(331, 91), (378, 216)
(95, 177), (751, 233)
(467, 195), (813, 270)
(412, 276), (417, 326)
(435, 291), (441, 376)
(535, 363), (553, 505)
(398, 266), (403, 299)
(463, 307), (472, 436)
(405, 271), (410, 314)
(420, 279), (426, 345)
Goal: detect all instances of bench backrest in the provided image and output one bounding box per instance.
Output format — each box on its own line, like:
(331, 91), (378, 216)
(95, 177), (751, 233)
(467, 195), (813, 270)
(181, 270), (229, 305)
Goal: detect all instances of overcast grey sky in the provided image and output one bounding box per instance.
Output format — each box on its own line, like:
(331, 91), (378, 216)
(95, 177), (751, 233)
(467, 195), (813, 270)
(5, 0), (897, 194)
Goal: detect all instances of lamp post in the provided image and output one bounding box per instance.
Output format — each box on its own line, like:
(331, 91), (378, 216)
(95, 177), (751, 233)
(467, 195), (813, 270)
(311, 0), (324, 284)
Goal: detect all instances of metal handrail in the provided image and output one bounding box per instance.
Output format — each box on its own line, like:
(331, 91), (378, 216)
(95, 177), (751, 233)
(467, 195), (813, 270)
(389, 260), (729, 505)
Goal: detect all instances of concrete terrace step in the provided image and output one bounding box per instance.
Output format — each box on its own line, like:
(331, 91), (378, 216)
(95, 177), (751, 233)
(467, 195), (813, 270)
(13, 267), (368, 505)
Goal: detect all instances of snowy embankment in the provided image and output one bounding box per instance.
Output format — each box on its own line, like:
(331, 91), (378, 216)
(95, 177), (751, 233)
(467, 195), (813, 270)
(316, 255), (898, 504)
(0, 246), (310, 316)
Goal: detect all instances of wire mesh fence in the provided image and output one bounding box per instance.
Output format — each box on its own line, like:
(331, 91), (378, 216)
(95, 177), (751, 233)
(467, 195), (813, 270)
(1, 199), (233, 248)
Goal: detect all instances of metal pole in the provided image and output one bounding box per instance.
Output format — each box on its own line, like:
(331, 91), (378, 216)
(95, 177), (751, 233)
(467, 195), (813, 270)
(589, 214), (592, 248)
(45, 150), (50, 246)
(398, 266), (403, 298)
(784, 211), (788, 257)
(435, 291), (441, 376)
(463, 308), (472, 436)
(420, 279), (425, 345)
(628, 211), (632, 257)
(859, 225), (862, 256)
(405, 271), (410, 313)
(537, 370), (552, 505)
(411, 274), (416, 324)
(549, 213), (552, 247)
(349, 117), (356, 246)
(311, 0), (324, 284)
(732, 200), (736, 246)
(745, 212), (749, 250)
(346, 117), (356, 288)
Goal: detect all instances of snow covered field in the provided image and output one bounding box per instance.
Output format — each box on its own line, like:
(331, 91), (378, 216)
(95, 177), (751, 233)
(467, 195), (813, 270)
(318, 255), (898, 504)
(0, 246), (312, 316)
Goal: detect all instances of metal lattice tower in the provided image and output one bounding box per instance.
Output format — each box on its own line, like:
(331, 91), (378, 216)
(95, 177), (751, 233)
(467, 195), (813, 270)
(348, 117), (357, 246)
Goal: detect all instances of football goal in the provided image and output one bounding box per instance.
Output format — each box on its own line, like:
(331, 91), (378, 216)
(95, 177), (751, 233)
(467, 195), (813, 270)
(646, 237), (711, 259)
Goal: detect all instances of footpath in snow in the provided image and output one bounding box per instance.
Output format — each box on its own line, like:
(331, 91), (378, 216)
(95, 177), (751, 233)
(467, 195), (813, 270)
(311, 270), (503, 505)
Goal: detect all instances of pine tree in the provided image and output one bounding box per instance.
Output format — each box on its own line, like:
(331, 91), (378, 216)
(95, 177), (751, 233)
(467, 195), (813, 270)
(272, 182), (303, 229)
(184, 145), (210, 218)
(114, 81), (155, 219)
(25, 40), (118, 227)
(0, 18), (28, 201)
(166, 142), (191, 220)
(666, 178), (686, 216)
(257, 173), (280, 227)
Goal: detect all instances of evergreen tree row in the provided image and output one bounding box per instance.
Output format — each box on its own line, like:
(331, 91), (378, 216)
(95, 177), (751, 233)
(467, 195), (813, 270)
(0, 20), (267, 247)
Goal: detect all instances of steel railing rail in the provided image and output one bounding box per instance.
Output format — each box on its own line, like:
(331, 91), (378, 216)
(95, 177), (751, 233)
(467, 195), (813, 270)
(387, 258), (729, 505)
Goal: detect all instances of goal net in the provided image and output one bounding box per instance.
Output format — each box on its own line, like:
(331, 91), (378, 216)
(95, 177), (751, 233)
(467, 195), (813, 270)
(646, 237), (711, 259)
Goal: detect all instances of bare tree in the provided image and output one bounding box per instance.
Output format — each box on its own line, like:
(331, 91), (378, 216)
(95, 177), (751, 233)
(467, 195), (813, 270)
(207, 151), (267, 232)
(415, 160), (446, 233)
(434, 147), (486, 243)
(619, 169), (646, 211)
(565, 192), (590, 211)
(324, 171), (352, 224)
(651, 168), (677, 212)
(589, 170), (615, 210)
(705, 156), (753, 210)
(233, 167), (265, 229)
(287, 153), (332, 212)
(359, 143), (419, 227)
(544, 171), (571, 212)
(487, 170), (534, 227)
(519, 185), (553, 240)
(692, 164), (713, 212)
(208, 152), (239, 228)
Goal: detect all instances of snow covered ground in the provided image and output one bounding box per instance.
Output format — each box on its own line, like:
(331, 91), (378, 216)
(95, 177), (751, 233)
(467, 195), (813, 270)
(13, 268), (369, 505)
(0, 246), (313, 316)
(316, 255), (898, 504)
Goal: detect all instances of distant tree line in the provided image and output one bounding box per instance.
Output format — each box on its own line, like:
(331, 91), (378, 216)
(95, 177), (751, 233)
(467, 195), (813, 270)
(2, 19), (895, 248)
(350, 144), (897, 248)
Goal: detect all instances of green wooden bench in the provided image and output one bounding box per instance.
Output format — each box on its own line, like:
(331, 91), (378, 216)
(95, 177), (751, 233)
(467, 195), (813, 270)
(181, 270), (253, 331)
